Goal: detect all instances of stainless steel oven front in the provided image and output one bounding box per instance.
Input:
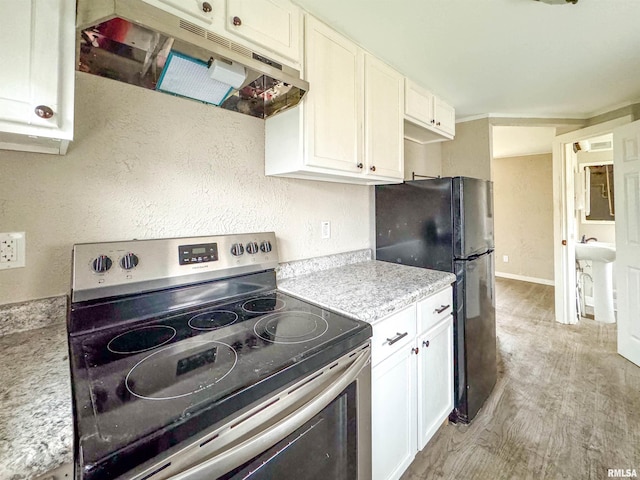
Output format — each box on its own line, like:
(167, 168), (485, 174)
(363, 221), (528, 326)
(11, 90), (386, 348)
(125, 341), (371, 480)
(69, 233), (372, 480)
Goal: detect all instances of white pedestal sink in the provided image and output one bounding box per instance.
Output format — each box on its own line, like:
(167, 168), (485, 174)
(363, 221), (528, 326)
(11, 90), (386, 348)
(575, 242), (616, 323)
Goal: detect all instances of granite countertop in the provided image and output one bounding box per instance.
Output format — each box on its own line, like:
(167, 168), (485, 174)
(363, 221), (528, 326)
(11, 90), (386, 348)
(0, 253), (453, 479)
(278, 259), (456, 324)
(0, 299), (73, 480)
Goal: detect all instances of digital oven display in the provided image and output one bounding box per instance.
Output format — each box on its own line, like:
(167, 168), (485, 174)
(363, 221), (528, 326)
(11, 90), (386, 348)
(179, 243), (219, 265)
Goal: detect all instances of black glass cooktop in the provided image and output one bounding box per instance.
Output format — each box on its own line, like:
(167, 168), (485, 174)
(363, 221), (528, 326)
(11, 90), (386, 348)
(68, 277), (371, 480)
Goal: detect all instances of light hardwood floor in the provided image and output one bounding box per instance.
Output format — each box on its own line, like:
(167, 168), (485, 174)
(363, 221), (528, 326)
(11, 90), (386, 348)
(401, 278), (640, 480)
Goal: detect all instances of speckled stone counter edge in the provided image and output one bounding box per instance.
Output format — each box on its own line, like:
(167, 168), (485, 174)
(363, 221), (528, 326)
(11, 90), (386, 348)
(0, 295), (67, 337)
(277, 249), (372, 280)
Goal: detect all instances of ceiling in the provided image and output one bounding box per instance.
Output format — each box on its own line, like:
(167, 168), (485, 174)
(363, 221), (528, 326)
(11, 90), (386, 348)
(293, 0), (640, 120)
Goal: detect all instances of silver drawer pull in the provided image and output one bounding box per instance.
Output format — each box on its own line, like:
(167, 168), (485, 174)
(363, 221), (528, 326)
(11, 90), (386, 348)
(386, 332), (408, 345)
(435, 304), (450, 314)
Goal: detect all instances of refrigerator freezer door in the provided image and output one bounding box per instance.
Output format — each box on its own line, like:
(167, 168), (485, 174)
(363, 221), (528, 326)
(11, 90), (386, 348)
(375, 178), (454, 272)
(452, 251), (496, 423)
(453, 177), (495, 259)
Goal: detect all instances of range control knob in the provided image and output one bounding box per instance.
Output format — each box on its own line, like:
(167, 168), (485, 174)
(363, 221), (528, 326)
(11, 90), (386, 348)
(246, 242), (259, 255)
(92, 255), (113, 273)
(260, 241), (272, 253)
(231, 243), (245, 256)
(120, 252), (139, 270)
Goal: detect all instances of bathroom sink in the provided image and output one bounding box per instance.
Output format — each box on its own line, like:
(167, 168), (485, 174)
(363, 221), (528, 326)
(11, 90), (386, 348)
(575, 241), (616, 323)
(575, 242), (616, 263)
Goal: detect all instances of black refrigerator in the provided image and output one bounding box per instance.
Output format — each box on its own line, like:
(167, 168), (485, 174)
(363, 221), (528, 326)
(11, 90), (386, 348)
(375, 176), (496, 424)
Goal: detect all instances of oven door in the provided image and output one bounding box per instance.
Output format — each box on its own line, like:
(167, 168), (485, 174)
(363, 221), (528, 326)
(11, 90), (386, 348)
(129, 343), (371, 480)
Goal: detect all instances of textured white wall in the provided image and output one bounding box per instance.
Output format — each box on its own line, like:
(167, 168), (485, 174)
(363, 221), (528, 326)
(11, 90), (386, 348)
(493, 153), (554, 281)
(492, 126), (555, 159)
(403, 140), (442, 181)
(441, 118), (492, 181)
(0, 73), (371, 305)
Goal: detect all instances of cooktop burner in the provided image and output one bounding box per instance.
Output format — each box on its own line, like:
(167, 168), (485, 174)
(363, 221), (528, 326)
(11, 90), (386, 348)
(188, 310), (238, 330)
(126, 339), (238, 400)
(241, 296), (286, 313)
(107, 325), (177, 354)
(254, 311), (329, 344)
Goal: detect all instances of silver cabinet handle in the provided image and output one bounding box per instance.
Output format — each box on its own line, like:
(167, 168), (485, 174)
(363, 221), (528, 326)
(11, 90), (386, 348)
(435, 304), (450, 314)
(169, 347), (371, 480)
(386, 332), (408, 345)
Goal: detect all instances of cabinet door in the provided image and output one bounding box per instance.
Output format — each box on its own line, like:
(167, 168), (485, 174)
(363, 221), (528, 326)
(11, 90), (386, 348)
(0, 0), (74, 138)
(225, 0), (300, 63)
(417, 315), (454, 451)
(404, 78), (434, 127)
(364, 54), (404, 180)
(434, 96), (456, 136)
(140, 0), (216, 27)
(372, 346), (417, 480)
(303, 16), (362, 173)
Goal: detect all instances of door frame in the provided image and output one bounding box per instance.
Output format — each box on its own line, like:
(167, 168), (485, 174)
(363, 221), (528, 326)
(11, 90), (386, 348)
(552, 117), (632, 324)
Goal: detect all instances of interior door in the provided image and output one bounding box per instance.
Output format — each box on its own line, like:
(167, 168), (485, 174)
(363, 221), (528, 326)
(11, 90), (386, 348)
(613, 120), (640, 367)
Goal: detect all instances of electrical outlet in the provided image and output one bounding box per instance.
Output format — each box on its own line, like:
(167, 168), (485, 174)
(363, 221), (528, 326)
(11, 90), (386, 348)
(0, 232), (26, 269)
(502, 255), (509, 263)
(321, 221), (331, 239)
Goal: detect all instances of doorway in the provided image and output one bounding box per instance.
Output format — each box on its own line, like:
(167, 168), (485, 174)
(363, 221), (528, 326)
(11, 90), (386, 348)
(551, 117), (631, 325)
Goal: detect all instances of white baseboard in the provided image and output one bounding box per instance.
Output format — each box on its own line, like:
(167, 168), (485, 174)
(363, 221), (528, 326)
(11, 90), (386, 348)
(495, 272), (555, 286)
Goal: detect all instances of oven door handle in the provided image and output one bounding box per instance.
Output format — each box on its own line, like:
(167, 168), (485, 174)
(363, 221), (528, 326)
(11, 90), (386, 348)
(170, 347), (371, 480)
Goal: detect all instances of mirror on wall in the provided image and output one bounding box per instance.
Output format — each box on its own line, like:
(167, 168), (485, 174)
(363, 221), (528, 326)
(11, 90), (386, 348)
(581, 162), (615, 223)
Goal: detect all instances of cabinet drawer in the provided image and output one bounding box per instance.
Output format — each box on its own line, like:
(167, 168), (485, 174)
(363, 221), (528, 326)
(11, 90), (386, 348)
(371, 304), (416, 367)
(417, 287), (453, 334)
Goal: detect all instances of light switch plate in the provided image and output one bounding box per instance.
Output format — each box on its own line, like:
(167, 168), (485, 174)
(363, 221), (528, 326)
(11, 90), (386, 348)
(0, 232), (26, 269)
(321, 221), (331, 239)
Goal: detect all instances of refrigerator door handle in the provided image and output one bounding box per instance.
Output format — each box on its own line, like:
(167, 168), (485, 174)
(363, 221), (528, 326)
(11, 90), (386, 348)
(463, 250), (493, 261)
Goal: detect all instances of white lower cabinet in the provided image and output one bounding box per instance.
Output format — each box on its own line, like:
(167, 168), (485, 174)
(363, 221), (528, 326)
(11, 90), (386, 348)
(371, 287), (453, 480)
(372, 344), (417, 480)
(417, 315), (454, 450)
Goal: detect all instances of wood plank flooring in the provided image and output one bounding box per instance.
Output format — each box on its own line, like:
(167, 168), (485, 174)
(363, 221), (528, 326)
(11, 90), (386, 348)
(400, 278), (640, 480)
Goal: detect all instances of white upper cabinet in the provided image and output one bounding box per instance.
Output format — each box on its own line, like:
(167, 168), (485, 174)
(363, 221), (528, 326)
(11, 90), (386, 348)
(141, 0), (217, 27)
(143, 0), (301, 67)
(364, 53), (404, 180)
(405, 81), (434, 128)
(434, 96), (456, 136)
(303, 15), (362, 173)
(265, 15), (404, 185)
(225, 0), (301, 65)
(404, 78), (455, 144)
(0, 0), (75, 154)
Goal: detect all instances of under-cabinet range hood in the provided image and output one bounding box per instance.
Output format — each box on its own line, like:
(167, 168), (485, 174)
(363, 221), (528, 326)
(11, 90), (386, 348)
(76, 0), (308, 119)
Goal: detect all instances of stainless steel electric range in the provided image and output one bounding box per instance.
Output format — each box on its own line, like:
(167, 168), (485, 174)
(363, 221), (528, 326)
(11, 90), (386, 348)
(68, 232), (372, 480)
